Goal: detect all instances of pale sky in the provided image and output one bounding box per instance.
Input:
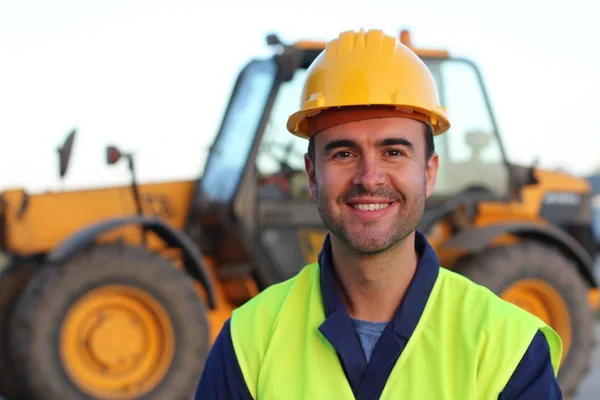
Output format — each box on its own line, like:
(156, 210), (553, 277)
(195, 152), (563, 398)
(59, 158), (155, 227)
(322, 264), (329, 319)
(1, 0), (598, 193)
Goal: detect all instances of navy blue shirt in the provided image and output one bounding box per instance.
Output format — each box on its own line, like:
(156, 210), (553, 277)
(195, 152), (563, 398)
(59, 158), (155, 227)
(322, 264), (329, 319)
(195, 231), (562, 399)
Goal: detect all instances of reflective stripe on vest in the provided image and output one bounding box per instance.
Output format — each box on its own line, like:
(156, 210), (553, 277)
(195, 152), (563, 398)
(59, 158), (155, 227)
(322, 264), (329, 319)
(230, 263), (563, 399)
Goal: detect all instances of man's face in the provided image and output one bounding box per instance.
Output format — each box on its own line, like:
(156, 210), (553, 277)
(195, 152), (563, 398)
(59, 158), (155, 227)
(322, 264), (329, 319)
(304, 116), (439, 255)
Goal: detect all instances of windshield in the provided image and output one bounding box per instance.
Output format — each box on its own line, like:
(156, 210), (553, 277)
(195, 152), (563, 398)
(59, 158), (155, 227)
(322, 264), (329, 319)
(425, 58), (507, 197)
(200, 59), (277, 203)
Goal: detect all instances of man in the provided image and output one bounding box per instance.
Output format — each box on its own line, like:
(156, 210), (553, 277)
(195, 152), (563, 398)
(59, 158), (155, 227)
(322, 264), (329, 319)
(195, 28), (563, 399)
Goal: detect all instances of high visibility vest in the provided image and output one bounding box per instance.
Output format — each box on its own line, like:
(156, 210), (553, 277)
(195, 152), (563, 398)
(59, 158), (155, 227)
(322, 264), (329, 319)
(230, 262), (562, 399)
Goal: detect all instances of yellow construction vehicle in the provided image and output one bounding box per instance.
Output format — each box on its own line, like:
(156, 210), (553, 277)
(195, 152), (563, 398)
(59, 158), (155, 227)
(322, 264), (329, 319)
(0, 30), (598, 399)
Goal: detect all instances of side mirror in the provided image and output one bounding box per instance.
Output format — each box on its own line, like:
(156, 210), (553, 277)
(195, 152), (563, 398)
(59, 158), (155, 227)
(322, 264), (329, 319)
(106, 145), (122, 165)
(103, 145), (143, 219)
(266, 33), (282, 46)
(57, 128), (77, 178)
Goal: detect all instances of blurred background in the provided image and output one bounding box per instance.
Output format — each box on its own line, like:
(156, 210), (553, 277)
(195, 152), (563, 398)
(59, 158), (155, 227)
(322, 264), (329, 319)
(2, 1), (600, 399)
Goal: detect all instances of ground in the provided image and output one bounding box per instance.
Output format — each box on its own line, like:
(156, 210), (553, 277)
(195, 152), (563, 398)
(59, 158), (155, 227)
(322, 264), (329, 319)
(572, 322), (600, 400)
(572, 262), (600, 400)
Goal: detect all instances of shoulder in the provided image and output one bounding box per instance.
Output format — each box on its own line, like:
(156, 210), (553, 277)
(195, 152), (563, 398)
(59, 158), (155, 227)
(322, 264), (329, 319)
(436, 268), (563, 387)
(228, 263), (320, 397)
(232, 262), (319, 327)
(194, 318), (253, 400)
(230, 262), (320, 353)
(438, 267), (556, 337)
(438, 267), (547, 325)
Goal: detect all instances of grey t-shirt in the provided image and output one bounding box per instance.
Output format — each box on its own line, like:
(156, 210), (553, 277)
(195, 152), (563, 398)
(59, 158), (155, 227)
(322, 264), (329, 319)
(351, 318), (389, 362)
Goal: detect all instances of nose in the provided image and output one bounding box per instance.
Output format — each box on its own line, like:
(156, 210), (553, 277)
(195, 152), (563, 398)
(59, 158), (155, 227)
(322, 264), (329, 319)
(351, 155), (386, 192)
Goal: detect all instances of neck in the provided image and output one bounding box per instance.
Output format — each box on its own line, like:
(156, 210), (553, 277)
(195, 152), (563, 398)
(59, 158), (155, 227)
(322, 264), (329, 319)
(330, 232), (418, 323)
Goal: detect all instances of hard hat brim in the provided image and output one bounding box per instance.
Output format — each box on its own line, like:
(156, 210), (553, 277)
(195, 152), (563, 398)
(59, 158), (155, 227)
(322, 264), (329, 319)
(287, 104), (450, 139)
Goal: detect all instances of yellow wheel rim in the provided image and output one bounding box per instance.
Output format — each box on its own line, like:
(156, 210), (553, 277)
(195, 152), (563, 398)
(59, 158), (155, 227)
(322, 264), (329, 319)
(501, 279), (572, 364)
(59, 284), (175, 399)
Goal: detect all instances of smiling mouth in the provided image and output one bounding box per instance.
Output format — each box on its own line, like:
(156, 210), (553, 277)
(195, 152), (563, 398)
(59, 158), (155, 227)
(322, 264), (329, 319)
(349, 202), (393, 211)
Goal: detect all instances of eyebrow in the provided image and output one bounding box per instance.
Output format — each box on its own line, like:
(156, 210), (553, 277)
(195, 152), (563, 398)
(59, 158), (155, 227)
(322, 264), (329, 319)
(323, 137), (415, 153)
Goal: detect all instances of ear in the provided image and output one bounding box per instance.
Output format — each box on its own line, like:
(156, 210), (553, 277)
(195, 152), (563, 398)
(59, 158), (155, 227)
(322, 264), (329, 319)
(425, 152), (439, 198)
(304, 153), (318, 200)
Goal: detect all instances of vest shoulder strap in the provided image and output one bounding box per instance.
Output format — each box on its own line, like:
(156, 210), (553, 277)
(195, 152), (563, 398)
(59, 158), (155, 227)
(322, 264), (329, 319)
(434, 268), (563, 394)
(230, 263), (320, 398)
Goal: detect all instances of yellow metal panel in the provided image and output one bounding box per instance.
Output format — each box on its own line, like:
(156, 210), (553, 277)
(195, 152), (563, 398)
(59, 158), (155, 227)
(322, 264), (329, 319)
(3, 180), (196, 255)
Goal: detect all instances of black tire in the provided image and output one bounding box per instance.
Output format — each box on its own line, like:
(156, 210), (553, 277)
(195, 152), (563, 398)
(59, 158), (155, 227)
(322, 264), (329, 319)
(454, 241), (595, 396)
(0, 260), (39, 400)
(7, 245), (210, 400)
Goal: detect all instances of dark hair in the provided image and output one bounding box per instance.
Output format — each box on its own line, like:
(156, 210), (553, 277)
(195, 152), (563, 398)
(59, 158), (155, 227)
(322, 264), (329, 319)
(306, 123), (435, 164)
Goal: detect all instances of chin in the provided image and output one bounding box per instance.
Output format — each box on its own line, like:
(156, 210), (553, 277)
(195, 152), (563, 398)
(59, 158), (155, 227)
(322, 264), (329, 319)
(342, 232), (398, 255)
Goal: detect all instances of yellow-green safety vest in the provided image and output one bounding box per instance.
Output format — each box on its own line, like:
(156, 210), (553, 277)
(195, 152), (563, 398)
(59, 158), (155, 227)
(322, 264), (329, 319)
(230, 262), (562, 399)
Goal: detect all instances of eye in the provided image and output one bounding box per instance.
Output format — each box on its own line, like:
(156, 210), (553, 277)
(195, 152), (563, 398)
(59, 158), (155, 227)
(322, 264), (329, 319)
(333, 151), (353, 159)
(386, 149), (405, 157)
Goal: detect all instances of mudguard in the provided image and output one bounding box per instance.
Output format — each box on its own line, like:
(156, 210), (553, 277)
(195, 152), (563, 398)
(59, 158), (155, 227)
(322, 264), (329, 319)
(442, 221), (598, 287)
(46, 215), (217, 309)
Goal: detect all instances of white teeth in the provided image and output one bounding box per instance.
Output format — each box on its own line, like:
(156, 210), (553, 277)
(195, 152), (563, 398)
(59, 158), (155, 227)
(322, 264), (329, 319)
(352, 203), (390, 211)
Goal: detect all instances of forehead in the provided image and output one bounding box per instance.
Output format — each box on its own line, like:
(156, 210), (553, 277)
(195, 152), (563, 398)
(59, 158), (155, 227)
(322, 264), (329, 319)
(314, 117), (426, 147)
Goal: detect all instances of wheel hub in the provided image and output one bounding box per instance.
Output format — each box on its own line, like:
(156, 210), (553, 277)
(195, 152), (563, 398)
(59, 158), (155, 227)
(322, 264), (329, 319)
(60, 285), (175, 399)
(502, 278), (572, 363)
(85, 309), (145, 373)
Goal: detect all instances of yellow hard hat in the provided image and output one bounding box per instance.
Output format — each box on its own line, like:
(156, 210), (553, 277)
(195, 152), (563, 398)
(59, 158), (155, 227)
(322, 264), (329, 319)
(286, 28), (450, 139)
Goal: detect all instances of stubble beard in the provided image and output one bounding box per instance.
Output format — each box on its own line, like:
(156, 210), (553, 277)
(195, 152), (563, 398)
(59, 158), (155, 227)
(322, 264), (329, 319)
(317, 184), (426, 256)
